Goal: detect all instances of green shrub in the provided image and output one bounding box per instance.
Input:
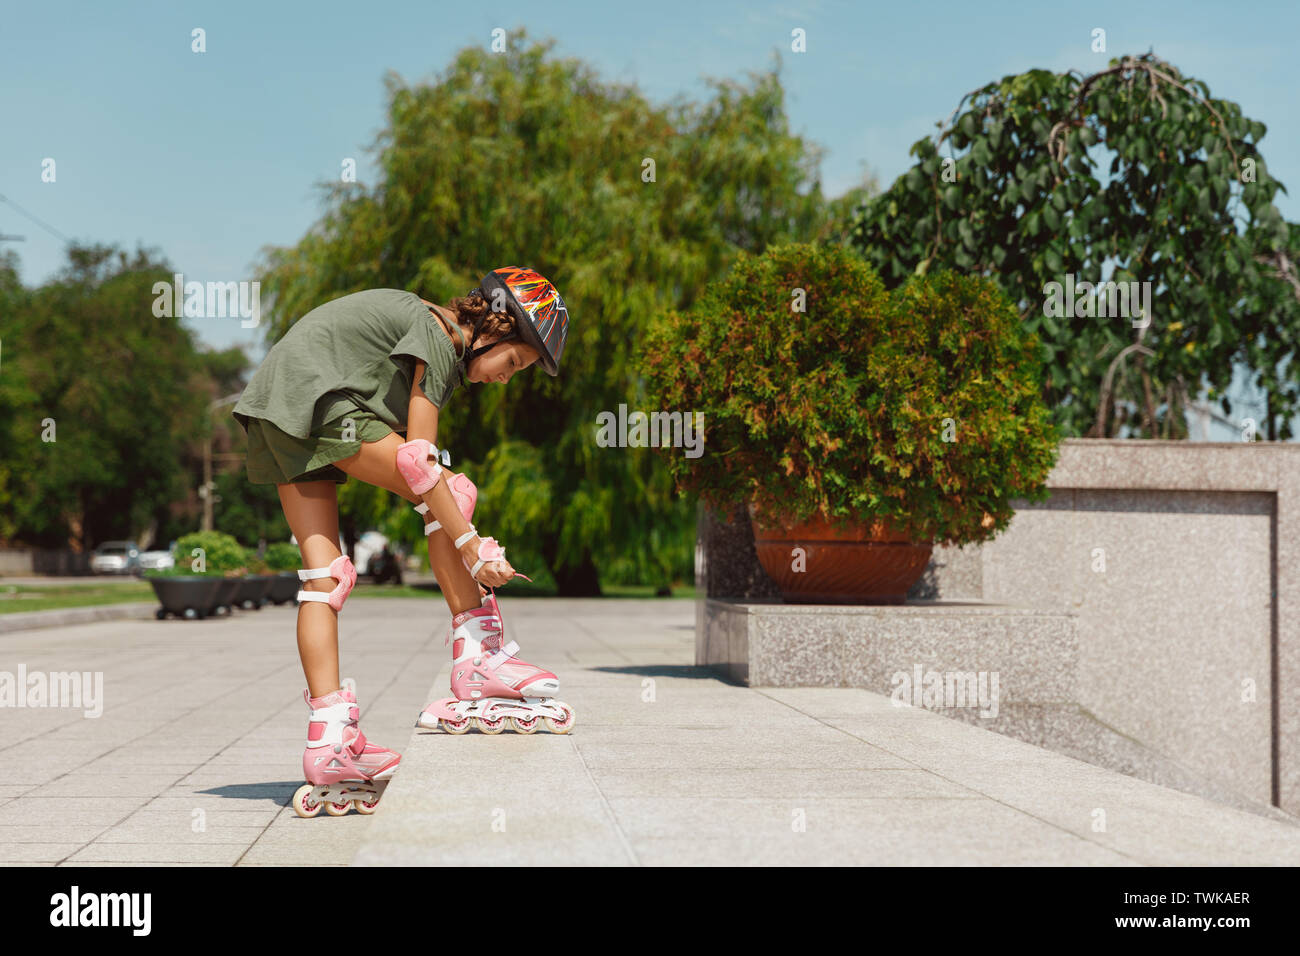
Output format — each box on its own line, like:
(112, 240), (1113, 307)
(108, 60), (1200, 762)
(172, 531), (250, 575)
(142, 566), (222, 579)
(638, 242), (1059, 546)
(264, 541), (302, 572)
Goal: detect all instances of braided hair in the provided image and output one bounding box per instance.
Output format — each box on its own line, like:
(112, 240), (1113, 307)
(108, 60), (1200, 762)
(449, 287), (515, 345)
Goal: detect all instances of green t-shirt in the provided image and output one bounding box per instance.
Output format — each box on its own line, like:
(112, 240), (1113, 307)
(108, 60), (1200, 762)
(233, 289), (466, 438)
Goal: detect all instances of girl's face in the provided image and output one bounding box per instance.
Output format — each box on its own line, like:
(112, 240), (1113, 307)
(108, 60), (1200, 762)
(467, 336), (540, 384)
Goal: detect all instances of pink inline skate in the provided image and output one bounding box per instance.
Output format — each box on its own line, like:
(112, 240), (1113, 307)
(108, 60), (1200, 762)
(407, 455), (570, 735)
(416, 595), (575, 735)
(293, 678), (401, 818)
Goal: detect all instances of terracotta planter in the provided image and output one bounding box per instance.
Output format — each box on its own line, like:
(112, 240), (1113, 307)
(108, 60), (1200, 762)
(748, 503), (932, 605)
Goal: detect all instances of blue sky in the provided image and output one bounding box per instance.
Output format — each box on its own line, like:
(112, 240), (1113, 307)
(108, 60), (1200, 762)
(3, 0), (1298, 384)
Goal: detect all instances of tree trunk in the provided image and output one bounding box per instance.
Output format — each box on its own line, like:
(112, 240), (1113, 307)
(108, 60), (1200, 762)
(339, 513), (357, 562)
(540, 531), (602, 596)
(551, 554), (602, 596)
(1140, 368), (1157, 438)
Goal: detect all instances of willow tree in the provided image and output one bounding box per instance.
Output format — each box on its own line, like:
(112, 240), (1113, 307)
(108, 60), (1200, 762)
(850, 53), (1300, 439)
(255, 31), (850, 594)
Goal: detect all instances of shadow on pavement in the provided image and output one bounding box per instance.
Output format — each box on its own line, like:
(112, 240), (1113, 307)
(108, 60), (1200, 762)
(196, 783), (300, 801)
(588, 663), (744, 686)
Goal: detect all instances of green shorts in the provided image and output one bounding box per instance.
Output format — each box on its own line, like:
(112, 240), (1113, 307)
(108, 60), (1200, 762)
(243, 397), (397, 485)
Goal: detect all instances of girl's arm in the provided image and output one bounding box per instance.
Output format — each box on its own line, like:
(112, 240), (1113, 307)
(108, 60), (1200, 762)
(403, 361), (512, 586)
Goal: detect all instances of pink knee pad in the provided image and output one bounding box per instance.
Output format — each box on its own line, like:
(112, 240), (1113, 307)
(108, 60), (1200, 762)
(297, 555), (357, 611)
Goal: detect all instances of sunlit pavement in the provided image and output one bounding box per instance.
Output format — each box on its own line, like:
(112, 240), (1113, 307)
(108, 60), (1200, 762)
(2, 597), (1298, 866)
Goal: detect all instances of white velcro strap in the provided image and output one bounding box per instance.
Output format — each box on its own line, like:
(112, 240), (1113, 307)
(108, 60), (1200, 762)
(413, 503), (440, 535)
(454, 530), (477, 549)
(417, 502), (473, 538)
(298, 564), (335, 602)
(485, 640), (517, 670)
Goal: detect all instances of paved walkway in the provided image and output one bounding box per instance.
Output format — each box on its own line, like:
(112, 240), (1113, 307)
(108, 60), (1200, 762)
(2, 597), (1298, 865)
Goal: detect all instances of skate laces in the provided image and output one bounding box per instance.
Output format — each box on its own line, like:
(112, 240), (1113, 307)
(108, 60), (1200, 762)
(480, 613), (505, 651)
(446, 607), (504, 648)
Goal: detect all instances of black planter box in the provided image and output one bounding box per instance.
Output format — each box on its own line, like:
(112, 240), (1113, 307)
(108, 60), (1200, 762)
(268, 572), (300, 605)
(234, 575), (276, 610)
(211, 577), (242, 615)
(149, 576), (223, 620)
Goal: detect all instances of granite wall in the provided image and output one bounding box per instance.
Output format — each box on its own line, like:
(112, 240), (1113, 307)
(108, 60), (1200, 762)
(696, 439), (1300, 815)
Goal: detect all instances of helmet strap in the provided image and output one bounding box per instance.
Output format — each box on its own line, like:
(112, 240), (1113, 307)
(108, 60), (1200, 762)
(456, 290), (520, 375)
(466, 336), (518, 364)
(465, 311), (519, 364)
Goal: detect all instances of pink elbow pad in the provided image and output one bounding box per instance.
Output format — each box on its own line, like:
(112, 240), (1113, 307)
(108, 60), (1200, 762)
(396, 439), (444, 495)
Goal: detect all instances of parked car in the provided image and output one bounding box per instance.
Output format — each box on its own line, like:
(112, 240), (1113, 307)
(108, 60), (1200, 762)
(352, 531), (389, 576)
(91, 541), (140, 575)
(287, 531), (400, 583)
(137, 549), (175, 573)
(369, 544), (404, 585)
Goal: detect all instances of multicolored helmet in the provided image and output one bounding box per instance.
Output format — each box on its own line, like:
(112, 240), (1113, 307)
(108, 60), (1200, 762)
(476, 267), (569, 376)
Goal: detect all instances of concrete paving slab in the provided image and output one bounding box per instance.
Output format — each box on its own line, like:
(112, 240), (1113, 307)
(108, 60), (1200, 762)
(0, 825), (107, 843)
(90, 825), (267, 844)
(0, 797), (149, 826)
(64, 843), (247, 864)
(4, 596), (1298, 867)
(0, 843), (83, 863)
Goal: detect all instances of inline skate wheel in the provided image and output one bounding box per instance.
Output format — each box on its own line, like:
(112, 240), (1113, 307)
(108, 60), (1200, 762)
(293, 784), (323, 818)
(442, 716), (471, 735)
(476, 714), (507, 735)
(354, 797), (380, 815)
(545, 704), (576, 734)
(324, 799), (353, 817)
(510, 715), (539, 735)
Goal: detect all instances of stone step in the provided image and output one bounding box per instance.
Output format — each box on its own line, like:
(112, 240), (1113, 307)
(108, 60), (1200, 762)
(697, 597), (1286, 821)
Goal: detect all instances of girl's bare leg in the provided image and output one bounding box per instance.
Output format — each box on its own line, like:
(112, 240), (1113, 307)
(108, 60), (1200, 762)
(334, 433), (483, 616)
(276, 481), (346, 698)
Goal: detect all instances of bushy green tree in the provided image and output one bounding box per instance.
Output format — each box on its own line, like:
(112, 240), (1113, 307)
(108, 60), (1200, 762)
(0, 252), (33, 544)
(850, 53), (1300, 438)
(640, 243), (1057, 545)
(211, 467), (290, 546)
(0, 244), (209, 548)
(254, 31), (846, 593)
(0, 244), (270, 551)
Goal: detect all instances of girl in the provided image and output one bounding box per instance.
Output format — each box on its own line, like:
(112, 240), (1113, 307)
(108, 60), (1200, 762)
(232, 267), (571, 817)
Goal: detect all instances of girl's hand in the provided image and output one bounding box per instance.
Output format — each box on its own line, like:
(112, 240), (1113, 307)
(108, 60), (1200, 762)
(475, 558), (516, 588)
(461, 537), (530, 588)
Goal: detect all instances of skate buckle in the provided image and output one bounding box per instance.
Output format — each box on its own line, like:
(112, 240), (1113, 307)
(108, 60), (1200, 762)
(485, 641), (520, 670)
